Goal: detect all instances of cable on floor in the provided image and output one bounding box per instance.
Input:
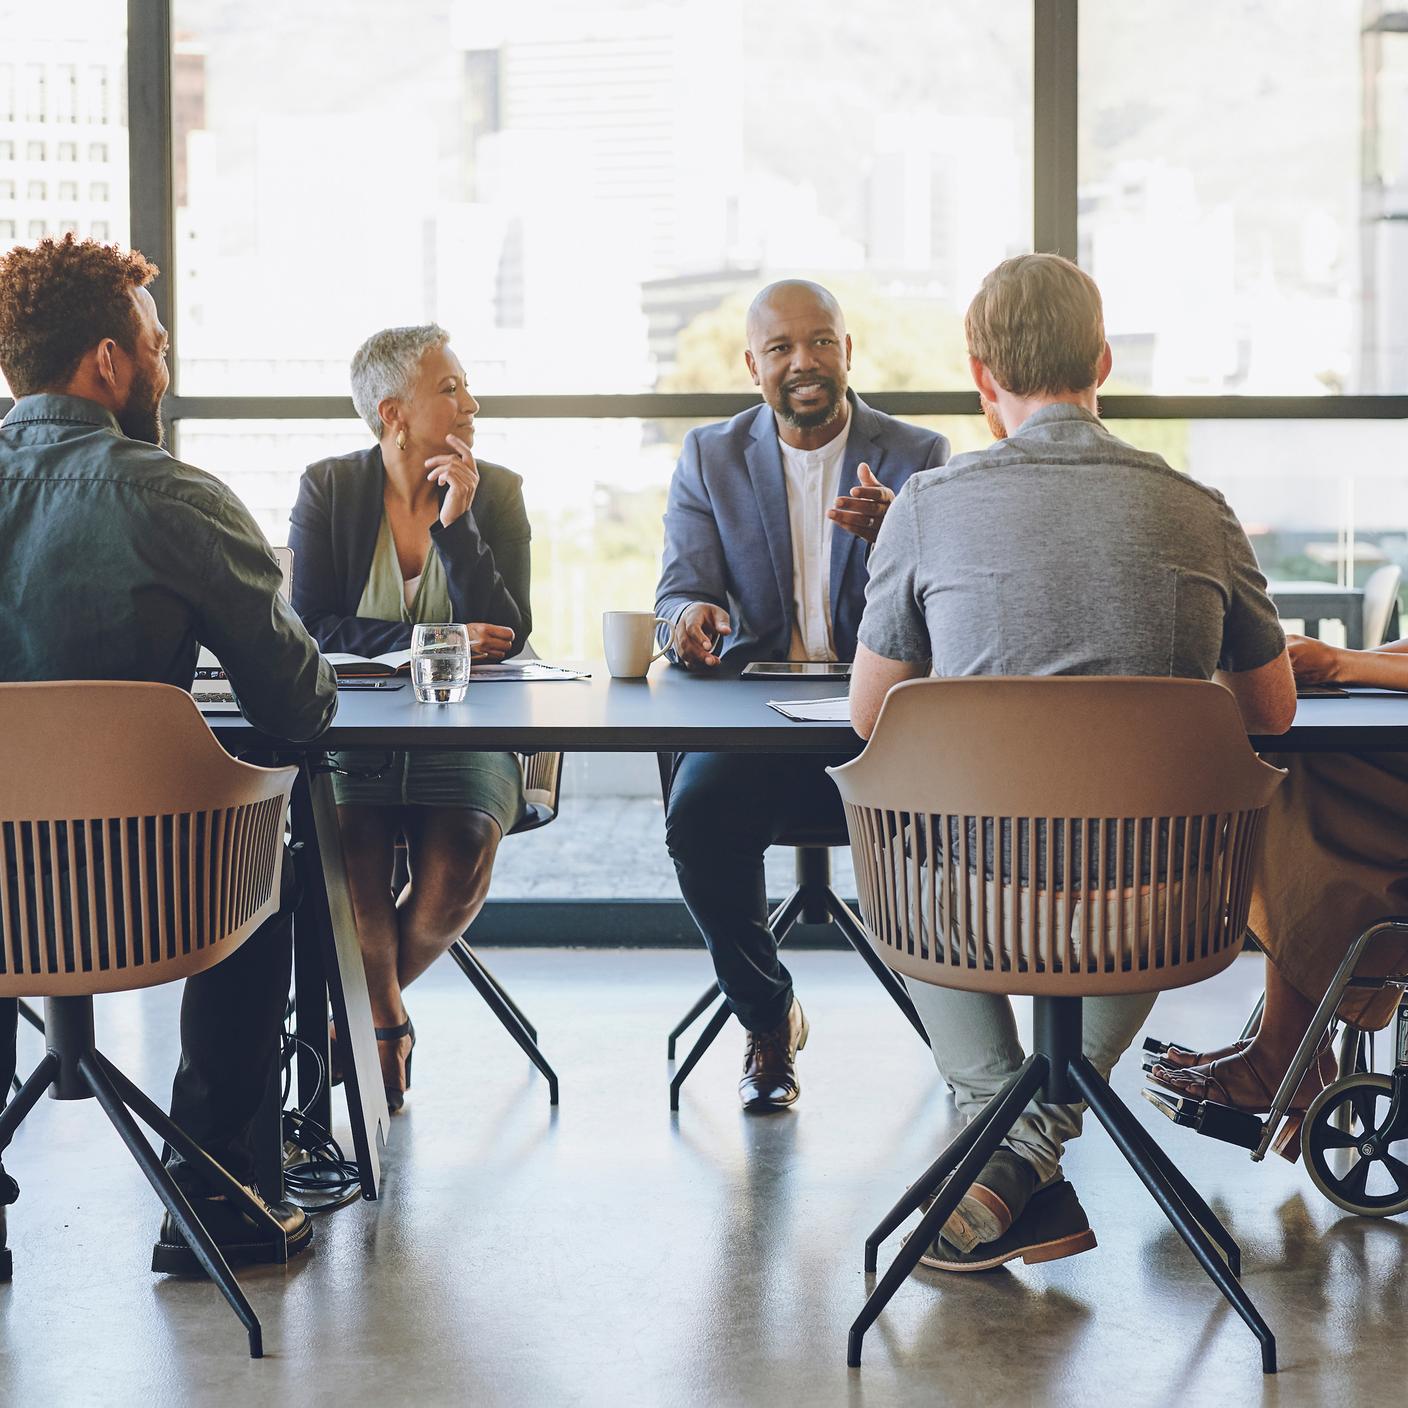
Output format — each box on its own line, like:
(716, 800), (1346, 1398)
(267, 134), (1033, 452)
(279, 1011), (362, 1212)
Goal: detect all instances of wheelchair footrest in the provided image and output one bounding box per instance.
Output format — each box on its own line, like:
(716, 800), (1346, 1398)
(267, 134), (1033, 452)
(1141, 1088), (1265, 1151)
(1140, 1037), (1177, 1073)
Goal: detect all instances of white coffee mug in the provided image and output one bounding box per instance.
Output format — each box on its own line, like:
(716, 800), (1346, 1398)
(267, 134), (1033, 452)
(603, 611), (671, 678)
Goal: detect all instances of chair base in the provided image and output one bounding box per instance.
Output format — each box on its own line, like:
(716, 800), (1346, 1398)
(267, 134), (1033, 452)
(0, 996), (284, 1359)
(667, 847), (931, 1111)
(448, 941), (559, 1106)
(849, 995), (1275, 1376)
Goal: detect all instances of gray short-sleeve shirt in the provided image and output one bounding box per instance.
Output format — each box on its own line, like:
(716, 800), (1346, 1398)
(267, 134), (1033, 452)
(859, 404), (1285, 679)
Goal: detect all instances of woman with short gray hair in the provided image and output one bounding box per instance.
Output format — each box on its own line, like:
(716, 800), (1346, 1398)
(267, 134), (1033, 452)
(289, 325), (532, 1111)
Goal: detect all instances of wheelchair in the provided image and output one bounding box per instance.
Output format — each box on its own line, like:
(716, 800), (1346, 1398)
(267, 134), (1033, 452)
(1141, 919), (1408, 1218)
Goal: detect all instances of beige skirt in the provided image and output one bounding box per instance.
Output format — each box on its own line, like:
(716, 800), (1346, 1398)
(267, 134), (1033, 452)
(1249, 752), (1408, 1030)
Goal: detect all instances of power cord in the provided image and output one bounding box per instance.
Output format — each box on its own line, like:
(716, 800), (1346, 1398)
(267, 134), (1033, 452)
(279, 1008), (362, 1212)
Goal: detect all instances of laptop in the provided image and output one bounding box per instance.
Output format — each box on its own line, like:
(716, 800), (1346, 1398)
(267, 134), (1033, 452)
(194, 546), (294, 714)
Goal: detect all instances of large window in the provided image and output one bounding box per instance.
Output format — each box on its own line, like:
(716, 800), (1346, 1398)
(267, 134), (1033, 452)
(0, 2), (129, 397)
(1080, 0), (1363, 396)
(170, 0), (1031, 396)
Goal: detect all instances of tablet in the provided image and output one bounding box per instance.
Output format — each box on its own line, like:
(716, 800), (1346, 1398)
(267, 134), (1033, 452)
(742, 661), (852, 680)
(1294, 683), (1349, 698)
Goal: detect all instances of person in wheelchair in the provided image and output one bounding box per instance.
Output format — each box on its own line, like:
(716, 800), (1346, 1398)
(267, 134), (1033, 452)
(1147, 631), (1408, 1155)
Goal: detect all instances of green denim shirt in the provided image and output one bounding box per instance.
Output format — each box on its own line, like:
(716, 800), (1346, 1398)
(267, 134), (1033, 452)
(0, 393), (336, 741)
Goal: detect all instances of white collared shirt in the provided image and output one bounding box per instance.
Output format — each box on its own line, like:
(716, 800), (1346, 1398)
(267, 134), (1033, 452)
(778, 409), (850, 661)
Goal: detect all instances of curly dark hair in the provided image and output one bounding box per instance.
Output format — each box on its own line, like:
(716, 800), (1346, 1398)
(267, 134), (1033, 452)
(0, 234), (159, 395)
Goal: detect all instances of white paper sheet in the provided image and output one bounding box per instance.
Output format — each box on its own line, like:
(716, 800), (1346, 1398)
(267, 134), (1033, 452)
(766, 695), (852, 722)
(471, 662), (591, 682)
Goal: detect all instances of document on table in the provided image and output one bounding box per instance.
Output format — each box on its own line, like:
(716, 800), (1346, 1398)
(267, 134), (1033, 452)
(471, 662), (591, 682)
(766, 694), (851, 722)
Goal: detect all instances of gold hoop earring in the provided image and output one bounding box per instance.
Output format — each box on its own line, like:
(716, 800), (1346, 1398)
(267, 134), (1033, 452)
(395, 429), (407, 451)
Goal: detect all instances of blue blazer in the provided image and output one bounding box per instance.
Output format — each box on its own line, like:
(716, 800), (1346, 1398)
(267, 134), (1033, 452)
(655, 392), (949, 665)
(289, 445), (531, 658)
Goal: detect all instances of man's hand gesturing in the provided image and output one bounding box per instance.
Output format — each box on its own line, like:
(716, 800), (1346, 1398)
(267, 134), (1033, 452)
(673, 603), (731, 668)
(828, 462), (894, 545)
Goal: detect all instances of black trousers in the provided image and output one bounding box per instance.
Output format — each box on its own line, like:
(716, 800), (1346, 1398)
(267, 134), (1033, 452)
(664, 751), (849, 1033)
(0, 850), (293, 1201)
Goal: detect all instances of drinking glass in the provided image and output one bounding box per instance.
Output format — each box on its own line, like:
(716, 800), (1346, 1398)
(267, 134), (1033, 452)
(411, 622), (470, 704)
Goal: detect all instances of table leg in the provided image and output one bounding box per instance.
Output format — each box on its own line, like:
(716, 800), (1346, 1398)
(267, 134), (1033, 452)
(291, 760), (388, 1199)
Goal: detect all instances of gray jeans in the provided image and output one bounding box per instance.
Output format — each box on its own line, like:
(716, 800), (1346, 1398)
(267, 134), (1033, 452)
(905, 980), (1157, 1185)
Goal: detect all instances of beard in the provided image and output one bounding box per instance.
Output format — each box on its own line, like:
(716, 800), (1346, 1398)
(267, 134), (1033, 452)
(777, 375), (844, 432)
(116, 361), (165, 447)
(980, 395), (1007, 441)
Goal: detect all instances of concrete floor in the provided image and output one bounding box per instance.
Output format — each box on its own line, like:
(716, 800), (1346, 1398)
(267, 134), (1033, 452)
(0, 950), (1404, 1407)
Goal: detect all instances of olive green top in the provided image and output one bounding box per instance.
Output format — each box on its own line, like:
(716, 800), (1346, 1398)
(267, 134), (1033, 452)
(355, 510), (454, 625)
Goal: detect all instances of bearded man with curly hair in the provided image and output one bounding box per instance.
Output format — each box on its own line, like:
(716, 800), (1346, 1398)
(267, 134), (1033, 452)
(0, 236), (337, 1279)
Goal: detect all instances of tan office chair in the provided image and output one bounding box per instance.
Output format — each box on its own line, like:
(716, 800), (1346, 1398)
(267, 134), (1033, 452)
(831, 676), (1286, 1375)
(388, 749), (563, 1105)
(0, 681), (298, 1358)
(1362, 563), (1403, 648)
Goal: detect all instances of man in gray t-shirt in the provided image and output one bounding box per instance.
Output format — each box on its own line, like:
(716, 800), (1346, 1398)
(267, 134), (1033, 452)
(850, 254), (1295, 1276)
(860, 406), (1287, 682)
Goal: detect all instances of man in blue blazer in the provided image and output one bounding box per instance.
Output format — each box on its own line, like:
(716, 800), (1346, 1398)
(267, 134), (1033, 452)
(656, 280), (949, 1110)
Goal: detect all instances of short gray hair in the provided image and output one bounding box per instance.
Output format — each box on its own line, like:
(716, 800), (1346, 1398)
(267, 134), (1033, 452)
(350, 323), (451, 438)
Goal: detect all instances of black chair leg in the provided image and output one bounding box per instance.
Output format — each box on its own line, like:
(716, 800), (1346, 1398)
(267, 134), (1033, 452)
(452, 941), (539, 1042)
(669, 996), (732, 1112)
(93, 1053), (286, 1250)
(830, 898), (931, 1048)
(1097, 1075), (1242, 1275)
(1071, 1057), (1276, 1374)
(667, 983), (720, 1060)
(449, 943), (559, 1106)
(862, 1083), (1023, 1272)
(848, 1054), (1048, 1367)
(0, 1052), (60, 1151)
(78, 1054), (264, 1359)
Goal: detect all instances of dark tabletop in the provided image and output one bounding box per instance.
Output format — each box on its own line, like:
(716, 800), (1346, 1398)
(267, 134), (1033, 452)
(203, 663), (1408, 755)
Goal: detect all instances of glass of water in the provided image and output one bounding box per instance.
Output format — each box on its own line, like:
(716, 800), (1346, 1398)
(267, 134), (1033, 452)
(411, 622), (471, 704)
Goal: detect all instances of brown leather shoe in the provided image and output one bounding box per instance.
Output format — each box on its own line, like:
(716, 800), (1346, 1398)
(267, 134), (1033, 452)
(739, 999), (808, 1112)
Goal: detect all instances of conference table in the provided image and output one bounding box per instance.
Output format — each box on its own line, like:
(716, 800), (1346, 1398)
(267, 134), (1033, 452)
(206, 665), (1408, 1199)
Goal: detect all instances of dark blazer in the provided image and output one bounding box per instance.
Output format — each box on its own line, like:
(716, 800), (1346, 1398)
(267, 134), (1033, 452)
(289, 444), (531, 658)
(654, 392), (949, 665)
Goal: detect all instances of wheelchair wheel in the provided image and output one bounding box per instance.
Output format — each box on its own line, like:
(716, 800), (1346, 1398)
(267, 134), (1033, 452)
(1303, 1074), (1408, 1217)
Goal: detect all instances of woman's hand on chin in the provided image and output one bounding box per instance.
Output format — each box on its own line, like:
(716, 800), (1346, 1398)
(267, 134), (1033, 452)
(428, 432), (480, 525)
(467, 623), (515, 662)
(1286, 633), (1343, 684)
